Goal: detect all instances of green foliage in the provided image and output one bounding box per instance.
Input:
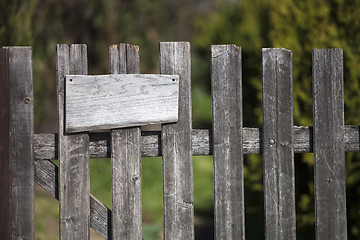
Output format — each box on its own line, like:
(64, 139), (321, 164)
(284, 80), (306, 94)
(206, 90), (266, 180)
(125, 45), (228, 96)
(0, 0), (38, 45)
(35, 187), (59, 240)
(141, 157), (164, 222)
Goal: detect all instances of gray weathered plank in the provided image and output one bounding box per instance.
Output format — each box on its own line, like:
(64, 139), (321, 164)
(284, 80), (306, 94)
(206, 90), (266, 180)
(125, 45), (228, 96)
(57, 44), (90, 240)
(313, 49), (347, 240)
(34, 133), (59, 160)
(65, 74), (179, 133)
(111, 129), (142, 239)
(90, 196), (112, 239)
(110, 44), (142, 240)
(211, 45), (244, 239)
(109, 43), (126, 74)
(191, 129), (212, 155)
(5, 47), (36, 240)
(34, 160), (59, 199)
(160, 42), (194, 239)
(262, 48), (296, 239)
(0, 48), (12, 240)
(33, 125), (360, 160)
(345, 125), (360, 152)
(34, 159), (111, 239)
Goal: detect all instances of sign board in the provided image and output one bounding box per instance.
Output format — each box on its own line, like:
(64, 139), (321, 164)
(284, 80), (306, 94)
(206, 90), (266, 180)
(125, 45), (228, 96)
(65, 74), (179, 133)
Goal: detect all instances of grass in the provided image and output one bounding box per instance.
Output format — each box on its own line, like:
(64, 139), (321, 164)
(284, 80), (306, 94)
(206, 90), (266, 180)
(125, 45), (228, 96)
(35, 185), (59, 240)
(35, 156), (215, 239)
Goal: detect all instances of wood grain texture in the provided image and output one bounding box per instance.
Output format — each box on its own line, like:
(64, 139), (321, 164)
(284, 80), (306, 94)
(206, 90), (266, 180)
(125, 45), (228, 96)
(262, 48), (295, 240)
(345, 125), (360, 152)
(111, 129), (142, 239)
(65, 74), (179, 133)
(34, 133), (59, 160)
(34, 159), (111, 239)
(90, 195), (112, 239)
(0, 48), (11, 240)
(5, 47), (35, 240)
(109, 43), (143, 240)
(34, 160), (59, 199)
(211, 45), (244, 240)
(312, 49), (347, 240)
(57, 44), (90, 240)
(160, 42), (194, 240)
(33, 125), (360, 160)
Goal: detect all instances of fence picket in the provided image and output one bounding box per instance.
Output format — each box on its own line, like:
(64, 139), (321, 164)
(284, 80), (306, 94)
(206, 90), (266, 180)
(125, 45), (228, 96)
(110, 43), (142, 240)
(211, 44), (244, 239)
(32, 126), (360, 159)
(57, 44), (90, 239)
(262, 48), (296, 239)
(8, 47), (35, 240)
(312, 49), (347, 240)
(160, 42), (194, 239)
(0, 48), (12, 240)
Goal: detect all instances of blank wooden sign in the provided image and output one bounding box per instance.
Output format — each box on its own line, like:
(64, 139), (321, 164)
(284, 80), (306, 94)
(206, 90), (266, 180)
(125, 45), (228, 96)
(65, 74), (179, 133)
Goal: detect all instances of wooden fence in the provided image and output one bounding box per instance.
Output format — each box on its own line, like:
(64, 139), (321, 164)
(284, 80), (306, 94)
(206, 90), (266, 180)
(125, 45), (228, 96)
(0, 42), (358, 239)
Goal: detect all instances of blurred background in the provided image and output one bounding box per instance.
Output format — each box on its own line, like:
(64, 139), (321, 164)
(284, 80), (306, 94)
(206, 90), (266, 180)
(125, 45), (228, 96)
(2, 0), (360, 239)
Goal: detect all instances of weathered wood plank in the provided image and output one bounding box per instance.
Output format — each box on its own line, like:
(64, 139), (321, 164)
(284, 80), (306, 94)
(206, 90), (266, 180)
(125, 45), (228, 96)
(262, 48), (295, 239)
(34, 160), (59, 199)
(33, 126), (360, 160)
(110, 43), (142, 240)
(90, 195), (112, 239)
(313, 49), (347, 240)
(0, 48), (11, 240)
(34, 159), (111, 239)
(109, 43), (126, 74)
(5, 47), (36, 240)
(34, 133), (59, 160)
(160, 42), (194, 239)
(211, 45), (244, 239)
(192, 129), (212, 155)
(111, 129), (142, 239)
(345, 125), (360, 152)
(65, 74), (179, 133)
(293, 126), (312, 153)
(57, 44), (90, 240)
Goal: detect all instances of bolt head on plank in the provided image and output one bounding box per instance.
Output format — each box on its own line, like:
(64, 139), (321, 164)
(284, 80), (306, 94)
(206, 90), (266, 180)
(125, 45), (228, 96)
(65, 74), (179, 133)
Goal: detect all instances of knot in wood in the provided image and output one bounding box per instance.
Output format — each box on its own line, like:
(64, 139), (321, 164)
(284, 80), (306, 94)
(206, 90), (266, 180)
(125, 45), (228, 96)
(132, 174), (140, 182)
(23, 97), (31, 104)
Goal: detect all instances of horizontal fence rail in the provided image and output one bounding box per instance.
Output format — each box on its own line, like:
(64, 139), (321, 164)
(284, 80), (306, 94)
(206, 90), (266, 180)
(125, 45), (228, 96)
(1, 43), (359, 240)
(33, 126), (360, 159)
